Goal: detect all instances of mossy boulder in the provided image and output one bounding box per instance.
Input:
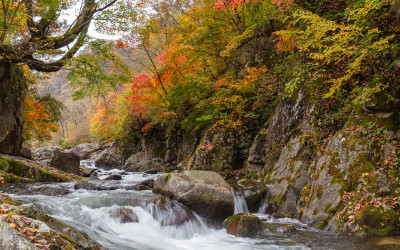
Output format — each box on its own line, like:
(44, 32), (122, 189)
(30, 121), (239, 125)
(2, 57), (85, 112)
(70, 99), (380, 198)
(223, 213), (262, 237)
(0, 155), (73, 185)
(355, 205), (400, 237)
(153, 170), (234, 222)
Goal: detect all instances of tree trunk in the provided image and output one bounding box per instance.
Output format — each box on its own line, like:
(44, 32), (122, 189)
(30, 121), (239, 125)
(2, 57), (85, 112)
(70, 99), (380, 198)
(0, 61), (26, 155)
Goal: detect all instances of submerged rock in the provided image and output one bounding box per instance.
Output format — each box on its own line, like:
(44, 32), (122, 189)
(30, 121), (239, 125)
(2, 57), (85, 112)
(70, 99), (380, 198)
(153, 170), (234, 222)
(4, 185), (71, 196)
(109, 207), (139, 223)
(104, 174), (122, 180)
(223, 213), (262, 237)
(147, 197), (197, 226)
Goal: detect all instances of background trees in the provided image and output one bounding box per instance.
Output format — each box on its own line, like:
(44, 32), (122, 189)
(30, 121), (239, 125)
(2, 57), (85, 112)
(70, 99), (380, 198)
(0, 0), (117, 154)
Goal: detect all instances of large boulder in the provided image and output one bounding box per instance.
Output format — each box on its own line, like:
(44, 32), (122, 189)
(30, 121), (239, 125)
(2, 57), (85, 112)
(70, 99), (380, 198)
(50, 149), (80, 175)
(153, 170), (234, 222)
(223, 213), (262, 237)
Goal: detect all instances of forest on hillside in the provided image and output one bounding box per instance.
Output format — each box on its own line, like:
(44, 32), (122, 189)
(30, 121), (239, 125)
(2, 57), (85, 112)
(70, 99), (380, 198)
(25, 0), (400, 151)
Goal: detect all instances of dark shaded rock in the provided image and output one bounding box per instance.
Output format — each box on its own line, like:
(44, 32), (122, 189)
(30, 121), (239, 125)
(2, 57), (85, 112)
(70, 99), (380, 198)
(141, 179), (154, 189)
(104, 174), (122, 180)
(189, 129), (255, 172)
(74, 180), (98, 190)
(109, 207), (139, 223)
(137, 185), (151, 191)
(50, 150), (80, 175)
(20, 147), (32, 159)
(144, 169), (158, 174)
(80, 167), (97, 177)
(223, 213), (262, 237)
(154, 171), (234, 222)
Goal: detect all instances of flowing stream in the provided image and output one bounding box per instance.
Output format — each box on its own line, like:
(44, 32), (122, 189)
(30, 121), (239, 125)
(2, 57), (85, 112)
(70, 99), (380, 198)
(1, 162), (388, 250)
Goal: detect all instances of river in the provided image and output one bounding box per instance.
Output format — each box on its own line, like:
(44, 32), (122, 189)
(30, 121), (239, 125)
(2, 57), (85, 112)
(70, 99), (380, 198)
(1, 163), (395, 250)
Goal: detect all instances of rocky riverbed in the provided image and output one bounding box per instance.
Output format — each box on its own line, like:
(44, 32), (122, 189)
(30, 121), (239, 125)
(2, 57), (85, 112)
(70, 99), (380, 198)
(2, 162), (400, 249)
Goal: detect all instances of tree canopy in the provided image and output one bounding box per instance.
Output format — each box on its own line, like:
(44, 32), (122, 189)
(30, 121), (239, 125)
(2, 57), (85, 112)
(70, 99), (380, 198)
(0, 0), (117, 72)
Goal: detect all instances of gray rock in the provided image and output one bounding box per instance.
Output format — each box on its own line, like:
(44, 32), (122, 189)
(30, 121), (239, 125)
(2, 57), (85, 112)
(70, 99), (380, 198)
(20, 147), (32, 159)
(104, 174), (122, 180)
(153, 170), (234, 222)
(70, 143), (100, 159)
(92, 141), (124, 169)
(0, 216), (39, 250)
(80, 166), (97, 177)
(124, 152), (163, 172)
(34, 146), (63, 164)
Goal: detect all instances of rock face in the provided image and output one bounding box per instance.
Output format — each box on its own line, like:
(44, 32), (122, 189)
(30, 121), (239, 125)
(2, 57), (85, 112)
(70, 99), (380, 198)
(242, 91), (400, 237)
(92, 141), (124, 169)
(153, 171), (234, 222)
(123, 152), (163, 172)
(223, 213), (262, 237)
(188, 129), (255, 172)
(70, 143), (100, 159)
(33, 146), (63, 164)
(0, 62), (26, 156)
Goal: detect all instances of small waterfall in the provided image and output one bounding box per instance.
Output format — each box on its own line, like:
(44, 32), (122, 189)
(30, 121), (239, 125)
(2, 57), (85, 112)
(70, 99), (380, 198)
(257, 188), (271, 214)
(80, 160), (96, 168)
(231, 188), (249, 214)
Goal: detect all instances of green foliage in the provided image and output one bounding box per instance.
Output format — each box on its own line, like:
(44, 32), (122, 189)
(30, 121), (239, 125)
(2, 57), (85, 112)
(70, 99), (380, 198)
(67, 40), (131, 100)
